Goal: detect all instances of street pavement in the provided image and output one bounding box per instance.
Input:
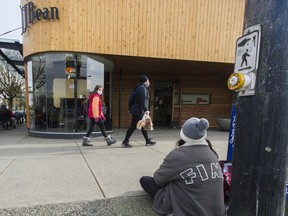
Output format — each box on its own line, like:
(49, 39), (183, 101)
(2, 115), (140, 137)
(0, 124), (229, 216)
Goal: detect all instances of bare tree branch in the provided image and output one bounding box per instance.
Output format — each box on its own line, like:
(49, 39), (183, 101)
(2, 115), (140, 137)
(0, 64), (24, 109)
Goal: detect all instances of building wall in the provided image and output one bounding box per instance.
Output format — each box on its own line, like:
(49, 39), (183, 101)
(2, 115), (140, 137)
(22, 0), (245, 63)
(21, 0), (245, 129)
(107, 56), (233, 128)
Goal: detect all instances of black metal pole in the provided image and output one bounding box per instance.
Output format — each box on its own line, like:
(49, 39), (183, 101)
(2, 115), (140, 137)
(118, 68), (122, 128)
(228, 1), (288, 215)
(74, 54), (78, 132)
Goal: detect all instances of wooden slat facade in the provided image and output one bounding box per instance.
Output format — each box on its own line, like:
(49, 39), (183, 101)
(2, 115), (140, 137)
(107, 56), (234, 128)
(21, 0), (245, 129)
(22, 0), (245, 63)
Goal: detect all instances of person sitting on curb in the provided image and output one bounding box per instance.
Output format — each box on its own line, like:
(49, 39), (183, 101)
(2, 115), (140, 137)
(140, 117), (225, 216)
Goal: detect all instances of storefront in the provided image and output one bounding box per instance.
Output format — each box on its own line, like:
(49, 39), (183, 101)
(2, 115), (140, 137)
(26, 53), (113, 137)
(21, 0), (245, 138)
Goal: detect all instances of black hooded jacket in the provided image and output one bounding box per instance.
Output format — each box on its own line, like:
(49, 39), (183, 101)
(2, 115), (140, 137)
(129, 84), (149, 116)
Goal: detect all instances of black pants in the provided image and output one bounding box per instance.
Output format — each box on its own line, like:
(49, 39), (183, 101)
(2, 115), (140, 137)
(86, 118), (108, 138)
(123, 114), (149, 142)
(140, 176), (162, 199)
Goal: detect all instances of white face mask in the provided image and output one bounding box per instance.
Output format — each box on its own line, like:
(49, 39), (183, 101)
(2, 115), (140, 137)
(144, 80), (150, 87)
(97, 90), (103, 95)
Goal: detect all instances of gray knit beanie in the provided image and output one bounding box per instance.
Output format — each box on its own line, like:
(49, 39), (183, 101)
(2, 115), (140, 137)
(180, 117), (209, 141)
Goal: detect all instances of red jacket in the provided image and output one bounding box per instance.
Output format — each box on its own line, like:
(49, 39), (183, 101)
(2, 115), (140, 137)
(88, 93), (105, 120)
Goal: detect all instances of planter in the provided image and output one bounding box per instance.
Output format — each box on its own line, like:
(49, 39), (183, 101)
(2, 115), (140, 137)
(217, 118), (231, 131)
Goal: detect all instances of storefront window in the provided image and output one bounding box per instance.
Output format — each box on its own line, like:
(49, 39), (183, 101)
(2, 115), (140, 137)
(26, 53), (113, 134)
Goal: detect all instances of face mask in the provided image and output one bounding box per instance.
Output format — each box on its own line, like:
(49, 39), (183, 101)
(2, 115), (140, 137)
(97, 90), (103, 95)
(144, 80), (150, 87)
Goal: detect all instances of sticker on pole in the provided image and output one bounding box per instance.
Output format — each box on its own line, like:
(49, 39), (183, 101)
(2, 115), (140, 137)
(234, 25), (261, 74)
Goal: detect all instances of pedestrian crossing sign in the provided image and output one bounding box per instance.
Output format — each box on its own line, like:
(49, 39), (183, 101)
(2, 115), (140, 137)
(234, 25), (261, 74)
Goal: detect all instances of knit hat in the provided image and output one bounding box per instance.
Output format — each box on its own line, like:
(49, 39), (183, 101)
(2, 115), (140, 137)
(180, 117), (209, 141)
(138, 75), (149, 84)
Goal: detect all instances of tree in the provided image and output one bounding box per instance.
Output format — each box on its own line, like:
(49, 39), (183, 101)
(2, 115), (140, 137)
(0, 64), (24, 109)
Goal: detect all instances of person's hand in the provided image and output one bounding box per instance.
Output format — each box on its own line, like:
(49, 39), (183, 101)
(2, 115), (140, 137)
(100, 113), (106, 121)
(144, 111), (150, 115)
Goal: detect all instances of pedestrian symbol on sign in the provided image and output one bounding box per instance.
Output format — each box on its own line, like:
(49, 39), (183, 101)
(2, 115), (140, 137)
(234, 28), (260, 74)
(241, 49), (250, 67)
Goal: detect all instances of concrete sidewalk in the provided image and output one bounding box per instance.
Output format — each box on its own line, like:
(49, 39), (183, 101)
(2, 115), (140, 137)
(0, 124), (229, 215)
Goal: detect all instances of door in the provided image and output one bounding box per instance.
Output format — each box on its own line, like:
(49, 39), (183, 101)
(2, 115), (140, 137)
(153, 81), (173, 127)
(171, 79), (182, 128)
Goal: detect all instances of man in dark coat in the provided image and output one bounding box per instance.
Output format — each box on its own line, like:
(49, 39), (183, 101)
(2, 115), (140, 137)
(122, 75), (156, 148)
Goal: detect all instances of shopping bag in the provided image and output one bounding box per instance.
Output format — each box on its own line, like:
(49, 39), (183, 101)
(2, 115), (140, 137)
(137, 114), (154, 131)
(144, 114), (154, 131)
(136, 116), (145, 130)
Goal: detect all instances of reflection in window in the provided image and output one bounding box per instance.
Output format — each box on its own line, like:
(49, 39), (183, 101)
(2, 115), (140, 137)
(32, 56), (47, 129)
(26, 53), (113, 133)
(87, 57), (104, 92)
(27, 61), (34, 129)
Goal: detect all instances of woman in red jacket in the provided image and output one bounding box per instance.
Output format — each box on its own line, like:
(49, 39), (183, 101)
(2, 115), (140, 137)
(82, 85), (117, 146)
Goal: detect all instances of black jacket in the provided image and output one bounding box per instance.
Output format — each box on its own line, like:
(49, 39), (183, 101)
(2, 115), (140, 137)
(129, 84), (149, 116)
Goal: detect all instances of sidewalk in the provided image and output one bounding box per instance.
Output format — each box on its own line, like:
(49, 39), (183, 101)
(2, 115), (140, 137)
(0, 124), (229, 215)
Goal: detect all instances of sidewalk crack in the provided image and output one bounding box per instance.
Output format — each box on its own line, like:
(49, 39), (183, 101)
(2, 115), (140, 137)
(73, 140), (106, 198)
(0, 159), (16, 176)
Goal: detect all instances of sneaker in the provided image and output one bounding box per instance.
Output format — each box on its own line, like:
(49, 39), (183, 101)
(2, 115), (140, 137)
(145, 138), (156, 146)
(121, 141), (133, 148)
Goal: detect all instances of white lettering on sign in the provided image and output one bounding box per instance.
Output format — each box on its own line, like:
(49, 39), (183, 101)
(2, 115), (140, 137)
(229, 115), (236, 146)
(21, 2), (59, 34)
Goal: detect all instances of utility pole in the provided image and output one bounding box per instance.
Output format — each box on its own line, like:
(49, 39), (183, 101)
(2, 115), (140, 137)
(228, 1), (288, 216)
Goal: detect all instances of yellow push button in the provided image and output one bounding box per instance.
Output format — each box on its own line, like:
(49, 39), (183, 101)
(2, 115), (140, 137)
(227, 73), (245, 90)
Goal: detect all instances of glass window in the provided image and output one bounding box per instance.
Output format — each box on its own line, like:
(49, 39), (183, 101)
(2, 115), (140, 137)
(26, 52), (113, 134)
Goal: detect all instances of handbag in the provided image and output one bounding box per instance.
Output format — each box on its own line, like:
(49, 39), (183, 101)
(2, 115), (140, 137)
(219, 160), (232, 206)
(137, 113), (154, 131)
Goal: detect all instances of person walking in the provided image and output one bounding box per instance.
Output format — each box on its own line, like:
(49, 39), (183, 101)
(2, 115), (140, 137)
(82, 85), (117, 146)
(139, 117), (225, 216)
(121, 75), (156, 148)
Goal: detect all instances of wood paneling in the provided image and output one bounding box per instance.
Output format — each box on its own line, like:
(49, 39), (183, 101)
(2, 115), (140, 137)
(21, 0), (243, 129)
(107, 56), (233, 128)
(22, 0), (245, 63)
